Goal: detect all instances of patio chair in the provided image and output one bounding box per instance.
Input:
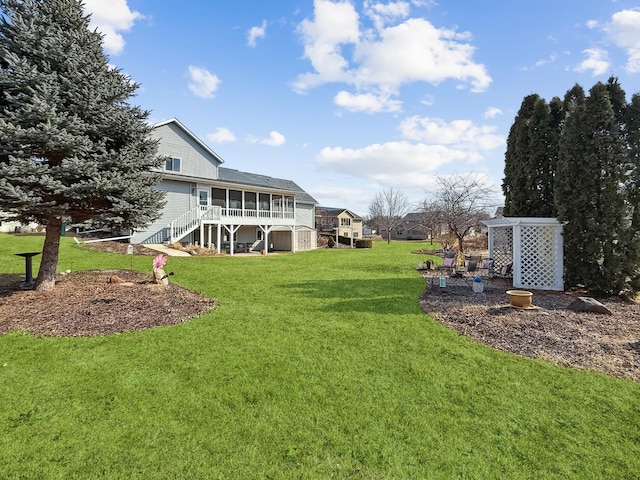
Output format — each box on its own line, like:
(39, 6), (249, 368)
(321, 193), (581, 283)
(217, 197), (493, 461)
(465, 260), (480, 276)
(436, 256), (455, 273)
(480, 258), (495, 278)
(493, 262), (513, 287)
(444, 250), (458, 259)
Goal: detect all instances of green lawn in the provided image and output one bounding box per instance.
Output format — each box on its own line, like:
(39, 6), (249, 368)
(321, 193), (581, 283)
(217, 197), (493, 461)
(1, 234), (639, 479)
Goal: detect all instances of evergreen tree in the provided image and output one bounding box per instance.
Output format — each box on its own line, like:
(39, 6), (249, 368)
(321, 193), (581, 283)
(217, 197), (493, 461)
(623, 93), (640, 291)
(555, 84), (590, 288)
(605, 76), (628, 134)
(584, 82), (627, 295)
(526, 97), (557, 216)
(502, 94), (539, 216)
(557, 82), (628, 295)
(0, 0), (165, 291)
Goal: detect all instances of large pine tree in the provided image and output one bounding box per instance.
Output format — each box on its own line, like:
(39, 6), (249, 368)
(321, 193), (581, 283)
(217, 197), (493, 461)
(0, 0), (165, 291)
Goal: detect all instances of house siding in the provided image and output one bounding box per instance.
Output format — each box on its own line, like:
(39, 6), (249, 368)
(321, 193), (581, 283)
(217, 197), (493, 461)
(131, 180), (194, 244)
(296, 203), (315, 229)
(152, 123), (221, 179)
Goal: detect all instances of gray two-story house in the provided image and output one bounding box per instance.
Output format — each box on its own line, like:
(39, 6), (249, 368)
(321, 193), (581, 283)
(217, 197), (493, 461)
(131, 118), (318, 255)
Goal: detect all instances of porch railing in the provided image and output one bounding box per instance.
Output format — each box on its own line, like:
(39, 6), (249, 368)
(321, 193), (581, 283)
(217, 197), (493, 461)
(169, 206), (295, 243)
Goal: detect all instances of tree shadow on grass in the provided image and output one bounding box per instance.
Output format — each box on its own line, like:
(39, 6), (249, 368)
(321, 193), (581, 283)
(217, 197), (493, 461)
(282, 277), (423, 315)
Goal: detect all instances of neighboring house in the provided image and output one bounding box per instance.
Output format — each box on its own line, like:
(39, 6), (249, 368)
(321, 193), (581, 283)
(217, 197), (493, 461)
(0, 211), (38, 233)
(131, 118), (318, 255)
(390, 212), (429, 240)
(315, 207), (363, 239)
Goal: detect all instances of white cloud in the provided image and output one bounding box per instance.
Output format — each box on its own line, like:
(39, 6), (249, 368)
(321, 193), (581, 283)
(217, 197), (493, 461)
(315, 114), (504, 189)
(535, 53), (559, 67)
(294, 0), (491, 101)
(309, 185), (370, 212)
(575, 48), (610, 76)
(399, 116), (505, 151)
(188, 66), (221, 99)
(207, 128), (236, 143)
(316, 141), (469, 188)
(294, 0), (360, 91)
(334, 90), (402, 113)
(484, 107), (502, 119)
(364, 0), (411, 30)
(605, 8), (640, 73)
(248, 20), (267, 47)
(83, 0), (142, 55)
(260, 131), (286, 147)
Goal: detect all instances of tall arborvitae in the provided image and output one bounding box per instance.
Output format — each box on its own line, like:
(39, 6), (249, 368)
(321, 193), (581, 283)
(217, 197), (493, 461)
(557, 82), (628, 295)
(583, 82), (627, 295)
(0, 0), (165, 291)
(502, 94), (539, 216)
(555, 84), (589, 288)
(624, 93), (640, 291)
(606, 76), (628, 134)
(526, 97), (558, 216)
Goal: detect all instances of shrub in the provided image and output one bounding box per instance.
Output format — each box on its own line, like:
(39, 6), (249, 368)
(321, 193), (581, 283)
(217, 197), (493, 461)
(355, 239), (372, 248)
(327, 237), (335, 248)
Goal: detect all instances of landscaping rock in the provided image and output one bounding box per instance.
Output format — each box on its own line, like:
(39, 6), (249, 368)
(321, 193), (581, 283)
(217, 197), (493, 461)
(567, 297), (613, 315)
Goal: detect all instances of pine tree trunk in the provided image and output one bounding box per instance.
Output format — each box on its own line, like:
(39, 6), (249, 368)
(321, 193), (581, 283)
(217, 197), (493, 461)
(34, 216), (62, 292)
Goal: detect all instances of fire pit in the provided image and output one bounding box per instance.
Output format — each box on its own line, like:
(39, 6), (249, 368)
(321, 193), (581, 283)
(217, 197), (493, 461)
(506, 290), (533, 308)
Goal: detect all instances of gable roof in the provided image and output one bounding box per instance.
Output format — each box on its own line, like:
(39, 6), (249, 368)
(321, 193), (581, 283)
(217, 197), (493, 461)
(153, 118), (225, 164)
(403, 212), (423, 222)
(218, 167), (317, 205)
(316, 206), (362, 219)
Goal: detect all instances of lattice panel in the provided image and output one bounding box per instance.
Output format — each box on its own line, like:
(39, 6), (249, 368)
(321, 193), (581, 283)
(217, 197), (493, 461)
(492, 226), (513, 270)
(519, 225), (557, 289)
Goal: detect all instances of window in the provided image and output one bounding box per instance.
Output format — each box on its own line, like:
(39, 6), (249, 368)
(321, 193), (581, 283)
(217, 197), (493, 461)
(165, 156), (181, 172)
(340, 217), (351, 227)
(198, 189), (209, 207)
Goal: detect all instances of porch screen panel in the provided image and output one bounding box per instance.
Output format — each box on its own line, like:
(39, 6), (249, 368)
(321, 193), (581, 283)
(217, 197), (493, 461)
(212, 188), (226, 207)
(229, 190), (242, 209)
(259, 194), (270, 210)
(245, 192), (257, 210)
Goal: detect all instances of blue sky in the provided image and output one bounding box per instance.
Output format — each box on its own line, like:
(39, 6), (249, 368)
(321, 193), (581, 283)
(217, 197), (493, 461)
(83, 0), (640, 217)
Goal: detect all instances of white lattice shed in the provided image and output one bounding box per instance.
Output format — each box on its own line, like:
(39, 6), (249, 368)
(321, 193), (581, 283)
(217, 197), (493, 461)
(481, 217), (564, 291)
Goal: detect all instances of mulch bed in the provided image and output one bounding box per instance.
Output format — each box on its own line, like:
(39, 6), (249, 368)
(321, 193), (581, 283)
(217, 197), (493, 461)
(419, 277), (640, 382)
(0, 270), (217, 337)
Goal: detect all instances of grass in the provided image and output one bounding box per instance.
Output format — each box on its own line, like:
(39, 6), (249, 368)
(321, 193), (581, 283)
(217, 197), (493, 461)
(1, 233), (639, 479)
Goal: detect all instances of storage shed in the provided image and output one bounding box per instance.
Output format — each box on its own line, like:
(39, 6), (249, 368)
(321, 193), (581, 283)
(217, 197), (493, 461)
(481, 217), (564, 291)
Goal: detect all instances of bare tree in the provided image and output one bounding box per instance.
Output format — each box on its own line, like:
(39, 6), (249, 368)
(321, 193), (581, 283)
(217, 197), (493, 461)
(418, 199), (445, 245)
(368, 188), (411, 243)
(428, 174), (494, 253)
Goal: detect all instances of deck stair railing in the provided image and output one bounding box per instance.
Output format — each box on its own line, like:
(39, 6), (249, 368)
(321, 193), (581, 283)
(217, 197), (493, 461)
(168, 206), (221, 243)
